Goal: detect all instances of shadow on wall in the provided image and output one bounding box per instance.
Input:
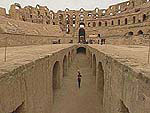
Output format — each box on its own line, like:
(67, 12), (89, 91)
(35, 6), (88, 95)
(52, 61), (60, 102)
(63, 55), (67, 77)
(97, 62), (104, 113)
(93, 54), (96, 76)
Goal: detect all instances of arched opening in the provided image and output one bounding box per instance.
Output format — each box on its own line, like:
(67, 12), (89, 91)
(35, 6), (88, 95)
(37, 11), (40, 16)
(79, 28), (86, 43)
(52, 61), (60, 92)
(137, 30), (144, 35)
(95, 8), (99, 13)
(77, 47), (86, 54)
(99, 22), (102, 26)
(63, 55), (67, 77)
(125, 18), (128, 25)
(93, 22), (96, 27)
(92, 54), (96, 76)
(105, 21), (107, 26)
(79, 22), (85, 28)
(111, 20), (114, 25)
(12, 102), (25, 113)
(133, 16), (136, 23)
(14, 3), (21, 9)
(53, 22), (55, 25)
(97, 62), (104, 112)
(118, 19), (121, 25)
(143, 14), (147, 22)
(119, 100), (130, 113)
(128, 32), (134, 36)
(59, 14), (63, 20)
(65, 8), (69, 12)
(88, 22), (91, 27)
(66, 28), (70, 34)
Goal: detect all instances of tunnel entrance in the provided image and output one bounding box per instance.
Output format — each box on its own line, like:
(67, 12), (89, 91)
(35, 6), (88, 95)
(93, 54), (96, 76)
(52, 61), (60, 91)
(12, 102), (25, 113)
(63, 55), (67, 77)
(77, 47), (86, 54)
(79, 28), (86, 43)
(97, 62), (104, 112)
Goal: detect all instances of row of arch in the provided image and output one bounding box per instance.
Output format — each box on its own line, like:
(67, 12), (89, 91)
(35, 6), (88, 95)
(89, 50), (130, 113)
(9, 48), (75, 113)
(52, 49), (75, 101)
(88, 14), (148, 27)
(127, 30), (144, 36)
(10, 47), (131, 113)
(90, 53), (104, 112)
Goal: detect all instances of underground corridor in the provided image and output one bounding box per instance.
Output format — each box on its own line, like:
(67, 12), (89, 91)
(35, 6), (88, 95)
(52, 47), (104, 113)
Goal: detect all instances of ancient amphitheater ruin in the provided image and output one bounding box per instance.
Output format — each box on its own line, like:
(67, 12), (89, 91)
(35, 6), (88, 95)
(0, 0), (150, 113)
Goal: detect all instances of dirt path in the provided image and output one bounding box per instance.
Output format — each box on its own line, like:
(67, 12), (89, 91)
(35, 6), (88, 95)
(52, 53), (100, 113)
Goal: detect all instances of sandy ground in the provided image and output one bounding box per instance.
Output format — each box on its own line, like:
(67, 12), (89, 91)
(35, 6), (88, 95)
(0, 44), (73, 77)
(0, 44), (149, 77)
(89, 44), (150, 77)
(52, 53), (100, 113)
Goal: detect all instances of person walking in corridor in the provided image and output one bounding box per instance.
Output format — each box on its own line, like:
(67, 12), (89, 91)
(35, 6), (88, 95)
(77, 71), (82, 89)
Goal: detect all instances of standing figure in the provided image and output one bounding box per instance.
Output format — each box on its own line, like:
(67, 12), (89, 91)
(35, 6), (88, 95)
(101, 39), (103, 45)
(77, 71), (82, 89)
(98, 40), (100, 44)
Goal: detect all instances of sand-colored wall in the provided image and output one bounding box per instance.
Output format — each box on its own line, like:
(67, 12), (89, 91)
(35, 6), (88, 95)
(0, 44), (150, 113)
(0, 45), (76, 113)
(87, 45), (150, 113)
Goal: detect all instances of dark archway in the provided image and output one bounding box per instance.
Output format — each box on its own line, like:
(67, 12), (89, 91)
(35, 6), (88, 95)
(92, 54), (96, 76)
(128, 32), (134, 36)
(97, 62), (104, 112)
(133, 16), (136, 23)
(79, 22), (85, 27)
(99, 22), (102, 26)
(77, 47), (86, 54)
(143, 14), (147, 22)
(79, 28), (86, 43)
(137, 30), (144, 35)
(93, 22), (96, 27)
(125, 18), (128, 25)
(52, 61), (60, 91)
(88, 22), (91, 27)
(53, 22), (55, 25)
(63, 55), (67, 77)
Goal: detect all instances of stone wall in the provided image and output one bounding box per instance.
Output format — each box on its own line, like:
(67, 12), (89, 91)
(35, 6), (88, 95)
(0, 16), (70, 47)
(0, 33), (74, 47)
(0, 45), (150, 113)
(0, 8), (6, 16)
(1, 0), (150, 45)
(0, 45), (76, 113)
(87, 45), (150, 113)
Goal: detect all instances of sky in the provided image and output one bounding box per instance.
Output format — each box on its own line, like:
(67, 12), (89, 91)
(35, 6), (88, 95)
(0, 0), (127, 13)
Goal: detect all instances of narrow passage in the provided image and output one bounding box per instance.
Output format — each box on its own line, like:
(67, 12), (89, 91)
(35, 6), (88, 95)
(52, 53), (100, 113)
